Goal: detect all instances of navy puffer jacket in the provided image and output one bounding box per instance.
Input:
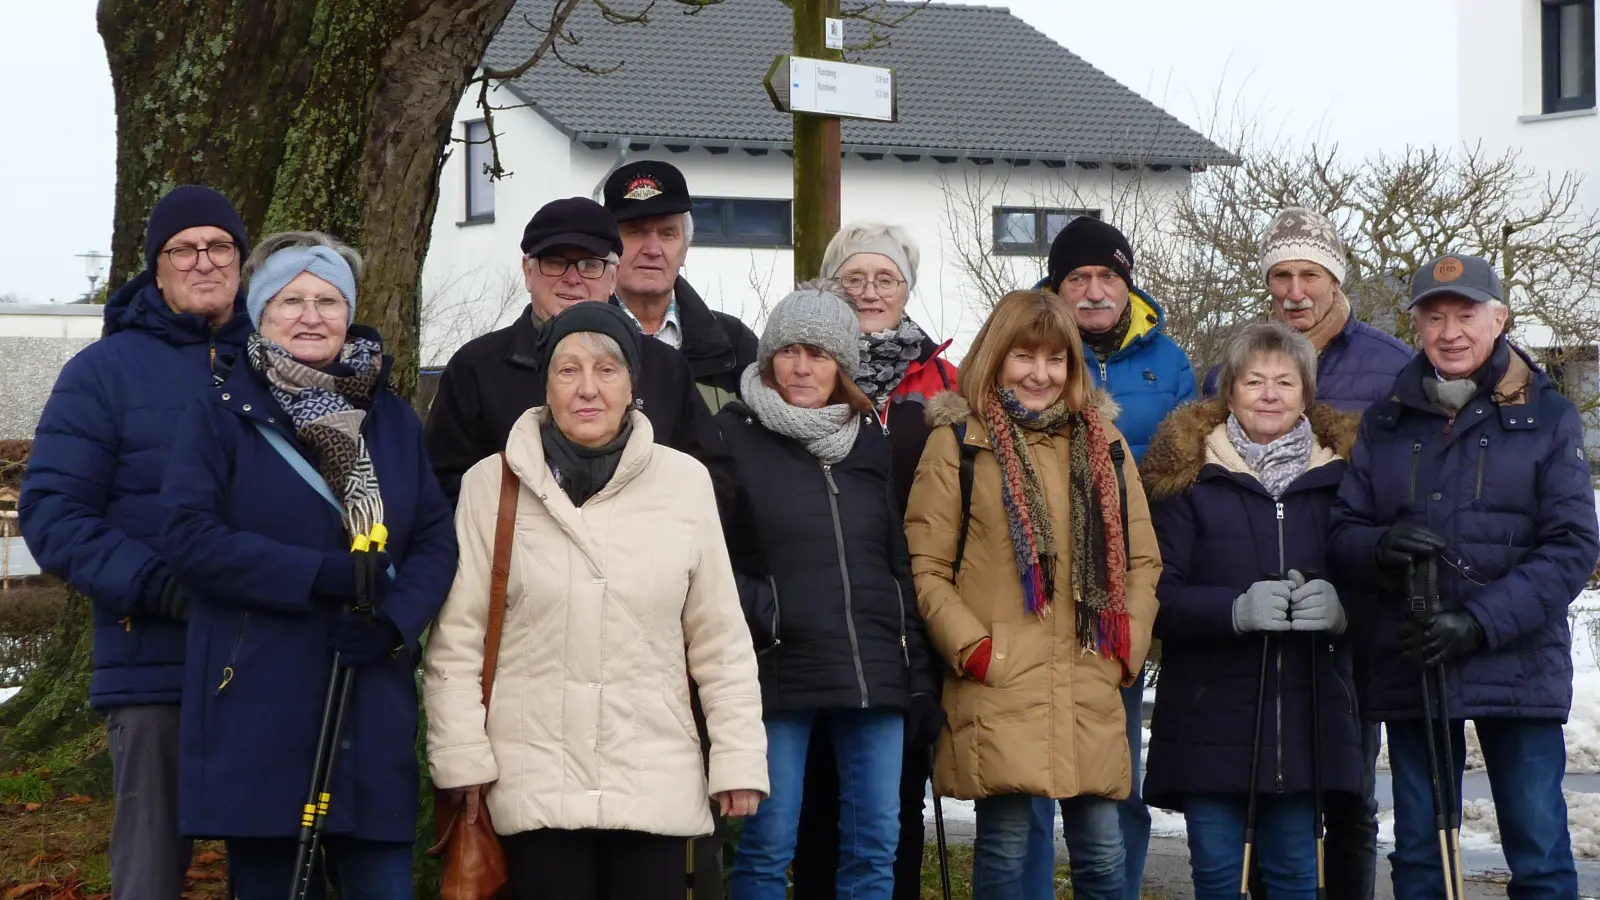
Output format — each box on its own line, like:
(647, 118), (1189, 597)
(1140, 401), (1365, 810)
(1203, 313), (1413, 413)
(19, 274), (252, 708)
(1329, 340), (1599, 721)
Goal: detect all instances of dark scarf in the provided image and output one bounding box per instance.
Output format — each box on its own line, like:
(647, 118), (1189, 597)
(856, 317), (927, 406)
(247, 333), (384, 539)
(1082, 301), (1133, 361)
(541, 415), (634, 508)
(982, 389), (1130, 663)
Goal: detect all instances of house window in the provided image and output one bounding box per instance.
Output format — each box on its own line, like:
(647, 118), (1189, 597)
(464, 120), (495, 222)
(992, 207), (1101, 255)
(1543, 0), (1597, 113)
(689, 198), (793, 248)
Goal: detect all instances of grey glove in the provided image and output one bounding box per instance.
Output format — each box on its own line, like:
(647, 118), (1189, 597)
(1287, 569), (1346, 634)
(1233, 579), (1293, 634)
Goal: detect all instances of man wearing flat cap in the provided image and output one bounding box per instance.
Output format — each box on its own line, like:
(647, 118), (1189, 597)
(425, 196), (732, 509)
(1330, 254), (1598, 896)
(604, 160), (758, 410)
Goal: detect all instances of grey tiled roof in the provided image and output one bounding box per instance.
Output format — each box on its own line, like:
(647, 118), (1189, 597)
(486, 1), (1235, 166)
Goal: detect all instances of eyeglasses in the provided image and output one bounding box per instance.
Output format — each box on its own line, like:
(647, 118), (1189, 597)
(534, 256), (610, 280)
(162, 242), (237, 272)
(274, 296), (348, 321)
(839, 274), (906, 296)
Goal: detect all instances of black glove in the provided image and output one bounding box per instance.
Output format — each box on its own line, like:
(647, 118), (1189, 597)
(148, 577), (189, 623)
(329, 609), (403, 667)
(906, 692), (947, 749)
(1400, 610), (1485, 667)
(1375, 522), (1446, 572)
(313, 550), (390, 608)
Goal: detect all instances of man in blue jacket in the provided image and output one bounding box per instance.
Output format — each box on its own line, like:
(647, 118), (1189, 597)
(1028, 216), (1196, 897)
(1330, 254), (1598, 898)
(1205, 207), (1412, 899)
(20, 186), (252, 900)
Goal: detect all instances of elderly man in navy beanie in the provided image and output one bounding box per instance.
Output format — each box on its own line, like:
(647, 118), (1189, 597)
(20, 184), (252, 900)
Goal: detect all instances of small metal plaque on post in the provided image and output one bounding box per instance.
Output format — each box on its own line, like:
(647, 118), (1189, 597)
(825, 17), (844, 50)
(764, 55), (897, 123)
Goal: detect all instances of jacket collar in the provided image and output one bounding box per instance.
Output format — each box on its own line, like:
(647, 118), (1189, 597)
(613, 278), (738, 377)
(1373, 338), (1535, 431)
(104, 271), (252, 348)
(923, 390), (1122, 451)
(1139, 399), (1359, 501)
(1087, 288), (1168, 362)
(507, 305), (545, 369)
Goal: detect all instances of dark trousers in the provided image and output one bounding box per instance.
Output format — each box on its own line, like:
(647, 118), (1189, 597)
(226, 836), (412, 900)
(106, 704), (193, 900)
(789, 720), (931, 900)
(502, 829), (689, 900)
(1323, 721), (1381, 900)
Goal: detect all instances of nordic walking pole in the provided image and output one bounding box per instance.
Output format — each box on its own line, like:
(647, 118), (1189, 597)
(1424, 557), (1467, 898)
(930, 747), (952, 900)
(1240, 632), (1271, 900)
(1407, 556), (1456, 900)
(1310, 636), (1326, 900)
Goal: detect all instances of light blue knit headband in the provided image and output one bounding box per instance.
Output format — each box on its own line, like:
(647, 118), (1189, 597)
(246, 246), (357, 327)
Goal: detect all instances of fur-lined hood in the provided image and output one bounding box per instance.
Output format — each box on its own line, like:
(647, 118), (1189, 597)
(1139, 400), (1360, 502)
(924, 389), (1122, 447)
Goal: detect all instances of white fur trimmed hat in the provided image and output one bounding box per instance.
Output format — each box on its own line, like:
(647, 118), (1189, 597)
(1258, 207), (1348, 285)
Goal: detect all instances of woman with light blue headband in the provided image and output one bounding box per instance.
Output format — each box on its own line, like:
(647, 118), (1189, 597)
(157, 231), (458, 898)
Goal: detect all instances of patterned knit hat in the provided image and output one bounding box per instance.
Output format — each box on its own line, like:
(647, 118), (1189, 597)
(1258, 207), (1348, 285)
(758, 282), (862, 379)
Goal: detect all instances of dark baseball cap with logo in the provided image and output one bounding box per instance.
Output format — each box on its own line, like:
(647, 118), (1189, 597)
(603, 161), (692, 223)
(520, 197), (624, 258)
(1408, 253), (1504, 309)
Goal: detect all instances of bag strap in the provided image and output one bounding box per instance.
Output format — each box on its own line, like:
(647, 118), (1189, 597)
(1110, 440), (1130, 564)
(252, 419), (342, 513)
(952, 422), (980, 574)
(481, 453), (520, 705)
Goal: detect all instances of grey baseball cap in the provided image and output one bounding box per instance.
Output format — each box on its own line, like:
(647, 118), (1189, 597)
(1408, 253), (1503, 309)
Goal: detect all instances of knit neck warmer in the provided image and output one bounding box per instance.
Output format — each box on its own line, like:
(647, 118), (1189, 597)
(740, 364), (861, 464)
(1082, 301), (1133, 361)
(248, 332), (385, 539)
(983, 389), (1131, 665)
(1292, 289), (1352, 353)
(1226, 413), (1314, 499)
(541, 414), (634, 508)
(856, 317), (926, 406)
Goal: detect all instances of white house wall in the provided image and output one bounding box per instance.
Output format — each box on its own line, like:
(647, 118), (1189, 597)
(422, 90), (1192, 365)
(1457, 0), (1600, 213)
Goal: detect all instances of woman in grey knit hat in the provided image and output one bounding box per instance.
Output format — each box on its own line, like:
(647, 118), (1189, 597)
(720, 283), (942, 900)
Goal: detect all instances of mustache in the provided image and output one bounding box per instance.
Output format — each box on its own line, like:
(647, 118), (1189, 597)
(1280, 298), (1316, 311)
(1076, 300), (1116, 311)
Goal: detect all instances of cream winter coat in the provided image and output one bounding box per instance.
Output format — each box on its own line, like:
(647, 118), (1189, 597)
(422, 408), (769, 837)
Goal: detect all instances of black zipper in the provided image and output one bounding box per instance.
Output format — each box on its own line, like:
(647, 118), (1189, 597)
(822, 463), (871, 707)
(1407, 441), (1422, 503)
(214, 611), (250, 695)
(760, 576), (783, 656)
(893, 580), (910, 667)
(1274, 501), (1285, 792)
(1474, 436), (1489, 500)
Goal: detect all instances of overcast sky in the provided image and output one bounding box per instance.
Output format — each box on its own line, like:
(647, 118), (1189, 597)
(0, 0), (1457, 305)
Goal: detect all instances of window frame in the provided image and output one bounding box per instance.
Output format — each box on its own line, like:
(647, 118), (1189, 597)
(991, 206), (1102, 256)
(463, 119), (495, 224)
(688, 197), (794, 248)
(1543, 0), (1597, 114)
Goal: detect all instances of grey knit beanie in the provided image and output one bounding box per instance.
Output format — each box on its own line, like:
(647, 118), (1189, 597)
(1259, 207), (1348, 285)
(759, 282), (862, 379)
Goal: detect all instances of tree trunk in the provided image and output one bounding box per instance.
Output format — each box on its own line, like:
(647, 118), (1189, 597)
(1, 0), (516, 882)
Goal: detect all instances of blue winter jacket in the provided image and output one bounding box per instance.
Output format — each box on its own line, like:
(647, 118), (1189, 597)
(1140, 401), (1365, 810)
(1202, 313), (1413, 413)
(158, 333), (457, 841)
(1328, 340), (1599, 721)
(19, 274), (252, 708)
(1083, 288), (1198, 462)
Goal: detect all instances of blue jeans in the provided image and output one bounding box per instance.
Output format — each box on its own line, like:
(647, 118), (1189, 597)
(1184, 792), (1316, 900)
(1022, 672), (1148, 900)
(226, 835), (412, 900)
(1388, 717), (1575, 899)
(730, 708), (904, 900)
(973, 794), (1123, 900)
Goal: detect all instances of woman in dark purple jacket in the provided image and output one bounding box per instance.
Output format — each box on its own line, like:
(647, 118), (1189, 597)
(1140, 323), (1364, 898)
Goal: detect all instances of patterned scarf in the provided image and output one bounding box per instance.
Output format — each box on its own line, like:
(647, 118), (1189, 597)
(856, 317), (926, 406)
(740, 364), (861, 464)
(1226, 413), (1314, 499)
(247, 333), (385, 539)
(983, 389), (1130, 662)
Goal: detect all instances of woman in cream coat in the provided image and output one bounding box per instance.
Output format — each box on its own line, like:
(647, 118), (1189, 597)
(423, 302), (768, 900)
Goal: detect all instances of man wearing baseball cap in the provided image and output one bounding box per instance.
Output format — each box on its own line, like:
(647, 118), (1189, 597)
(425, 196), (732, 508)
(1331, 254), (1597, 896)
(21, 184), (253, 899)
(603, 160), (758, 410)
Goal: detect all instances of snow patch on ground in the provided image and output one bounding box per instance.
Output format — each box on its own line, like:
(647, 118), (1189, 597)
(0, 685), (18, 705)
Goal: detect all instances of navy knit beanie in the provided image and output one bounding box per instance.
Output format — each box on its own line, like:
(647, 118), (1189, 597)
(144, 185), (251, 273)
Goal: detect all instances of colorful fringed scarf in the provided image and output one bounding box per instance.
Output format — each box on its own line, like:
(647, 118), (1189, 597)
(984, 388), (1130, 663)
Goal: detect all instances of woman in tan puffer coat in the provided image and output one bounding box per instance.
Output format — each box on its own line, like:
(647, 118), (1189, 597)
(904, 289), (1161, 900)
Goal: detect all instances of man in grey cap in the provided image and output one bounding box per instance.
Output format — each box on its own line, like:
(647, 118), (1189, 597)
(1330, 254), (1597, 897)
